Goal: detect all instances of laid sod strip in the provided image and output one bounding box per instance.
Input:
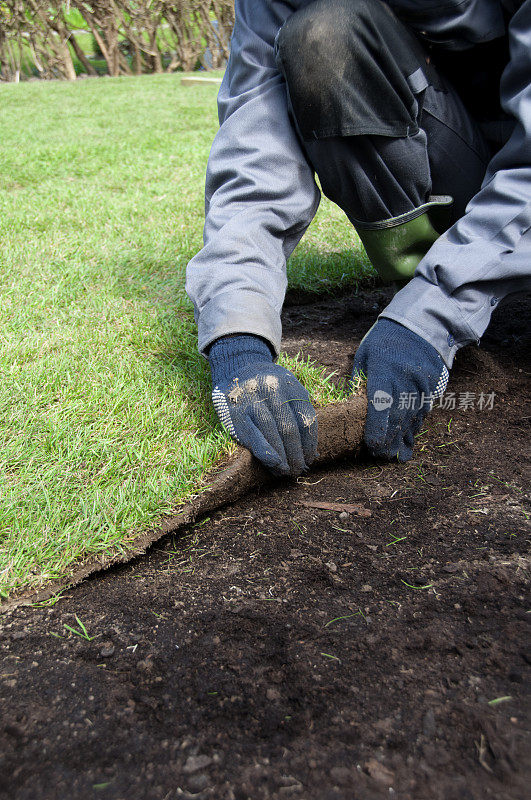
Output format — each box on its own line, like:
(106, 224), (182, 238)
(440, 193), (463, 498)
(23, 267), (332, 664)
(181, 76), (223, 86)
(0, 75), (371, 601)
(3, 396), (367, 610)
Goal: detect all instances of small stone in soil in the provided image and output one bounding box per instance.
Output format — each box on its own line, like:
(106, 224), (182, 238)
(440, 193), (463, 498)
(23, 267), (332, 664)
(365, 758), (395, 786)
(183, 755), (213, 774)
(187, 773), (210, 792)
(330, 766), (352, 785)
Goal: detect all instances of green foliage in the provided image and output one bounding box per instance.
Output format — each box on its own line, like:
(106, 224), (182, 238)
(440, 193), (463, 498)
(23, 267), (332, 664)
(62, 6), (86, 28)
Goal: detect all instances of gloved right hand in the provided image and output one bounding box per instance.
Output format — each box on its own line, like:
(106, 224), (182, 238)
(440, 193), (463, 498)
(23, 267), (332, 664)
(207, 334), (318, 477)
(352, 319), (450, 461)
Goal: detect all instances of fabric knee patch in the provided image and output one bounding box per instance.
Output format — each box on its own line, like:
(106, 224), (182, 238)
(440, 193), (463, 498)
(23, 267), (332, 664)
(275, 0), (432, 141)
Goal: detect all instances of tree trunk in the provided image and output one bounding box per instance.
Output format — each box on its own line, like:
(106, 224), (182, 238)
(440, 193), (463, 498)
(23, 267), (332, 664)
(118, 50), (132, 75)
(68, 31), (97, 75)
(6, 39), (21, 81)
(81, 12), (120, 77)
(149, 36), (162, 73)
(89, 25), (110, 66)
(106, 25), (120, 76)
(132, 42), (143, 75)
(28, 41), (45, 77)
(56, 34), (77, 80)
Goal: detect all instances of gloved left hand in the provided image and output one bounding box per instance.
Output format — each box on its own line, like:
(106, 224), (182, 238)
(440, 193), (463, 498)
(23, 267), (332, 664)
(352, 319), (449, 461)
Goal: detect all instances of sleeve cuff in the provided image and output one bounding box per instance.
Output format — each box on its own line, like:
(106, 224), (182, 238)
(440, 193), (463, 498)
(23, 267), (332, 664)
(197, 289), (282, 358)
(379, 275), (480, 368)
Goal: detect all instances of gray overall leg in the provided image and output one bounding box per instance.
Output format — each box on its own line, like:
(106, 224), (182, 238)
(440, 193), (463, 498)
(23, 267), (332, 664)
(275, 0), (492, 281)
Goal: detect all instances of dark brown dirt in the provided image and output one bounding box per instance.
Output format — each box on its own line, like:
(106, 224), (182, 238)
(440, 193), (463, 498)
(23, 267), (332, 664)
(1, 291), (530, 800)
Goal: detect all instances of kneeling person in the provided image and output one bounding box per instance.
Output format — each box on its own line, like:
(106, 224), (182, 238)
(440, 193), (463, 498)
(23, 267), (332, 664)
(186, 0), (530, 474)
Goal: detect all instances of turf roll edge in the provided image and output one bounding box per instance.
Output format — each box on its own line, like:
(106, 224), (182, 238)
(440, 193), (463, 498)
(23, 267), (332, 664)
(2, 395), (367, 610)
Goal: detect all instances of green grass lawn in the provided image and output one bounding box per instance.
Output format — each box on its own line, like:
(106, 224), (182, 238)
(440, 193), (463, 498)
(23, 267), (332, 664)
(0, 74), (372, 599)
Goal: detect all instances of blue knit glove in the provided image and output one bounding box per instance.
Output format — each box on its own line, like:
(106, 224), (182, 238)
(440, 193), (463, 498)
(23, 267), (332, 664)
(208, 335), (318, 477)
(352, 319), (449, 461)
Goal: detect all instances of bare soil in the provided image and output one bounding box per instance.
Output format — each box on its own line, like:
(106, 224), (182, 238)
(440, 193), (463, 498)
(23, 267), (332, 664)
(1, 291), (529, 800)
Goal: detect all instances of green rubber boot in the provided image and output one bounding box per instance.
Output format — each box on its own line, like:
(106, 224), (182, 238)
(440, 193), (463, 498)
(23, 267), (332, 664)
(355, 195), (454, 284)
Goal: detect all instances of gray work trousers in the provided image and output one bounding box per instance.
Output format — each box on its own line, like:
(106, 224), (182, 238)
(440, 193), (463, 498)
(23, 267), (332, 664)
(275, 0), (501, 224)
